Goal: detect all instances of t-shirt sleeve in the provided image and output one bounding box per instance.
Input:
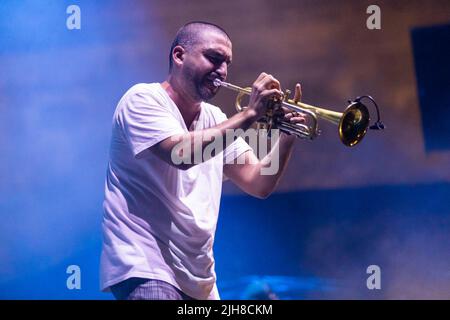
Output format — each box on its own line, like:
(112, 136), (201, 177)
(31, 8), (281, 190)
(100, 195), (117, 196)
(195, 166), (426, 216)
(117, 89), (185, 158)
(223, 137), (253, 165)
(212, 110), (253, 164)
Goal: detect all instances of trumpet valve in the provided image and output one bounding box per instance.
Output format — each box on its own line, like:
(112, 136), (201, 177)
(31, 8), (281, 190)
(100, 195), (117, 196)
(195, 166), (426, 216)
(283, 89), (291, 102)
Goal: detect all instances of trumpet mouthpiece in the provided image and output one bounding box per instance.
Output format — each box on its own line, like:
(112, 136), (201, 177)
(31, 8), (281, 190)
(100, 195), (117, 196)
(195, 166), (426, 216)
(213, 79), (223, 87)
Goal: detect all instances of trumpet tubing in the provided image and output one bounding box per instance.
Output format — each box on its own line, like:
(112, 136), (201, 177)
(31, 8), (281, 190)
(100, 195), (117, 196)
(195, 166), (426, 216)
(214, 79), (372, 147)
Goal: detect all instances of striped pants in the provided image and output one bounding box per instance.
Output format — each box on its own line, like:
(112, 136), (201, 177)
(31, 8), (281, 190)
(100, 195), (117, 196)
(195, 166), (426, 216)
(110, 277), (195, 300)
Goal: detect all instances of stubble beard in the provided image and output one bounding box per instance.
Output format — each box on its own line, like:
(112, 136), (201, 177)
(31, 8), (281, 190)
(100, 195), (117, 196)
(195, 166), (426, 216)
(183, 68), (217, 102)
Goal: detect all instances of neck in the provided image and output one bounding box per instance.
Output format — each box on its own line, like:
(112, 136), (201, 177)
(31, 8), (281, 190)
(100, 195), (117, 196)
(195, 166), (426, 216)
(162, 76), (202, 129)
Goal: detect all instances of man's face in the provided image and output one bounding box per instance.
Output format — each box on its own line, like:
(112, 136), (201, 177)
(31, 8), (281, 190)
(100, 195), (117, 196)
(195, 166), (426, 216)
(181, 30), (232, 101)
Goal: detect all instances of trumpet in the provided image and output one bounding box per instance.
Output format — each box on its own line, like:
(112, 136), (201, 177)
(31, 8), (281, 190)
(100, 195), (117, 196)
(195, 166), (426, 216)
(213, 79), (384, 147)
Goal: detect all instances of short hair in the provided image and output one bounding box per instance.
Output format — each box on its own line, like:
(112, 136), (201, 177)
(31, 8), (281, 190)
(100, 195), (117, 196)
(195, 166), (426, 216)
(168, 21), (231, 71)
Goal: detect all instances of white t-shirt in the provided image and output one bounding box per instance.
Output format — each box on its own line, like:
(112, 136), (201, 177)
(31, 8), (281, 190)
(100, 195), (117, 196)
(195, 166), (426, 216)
(100, 83), (252, 300)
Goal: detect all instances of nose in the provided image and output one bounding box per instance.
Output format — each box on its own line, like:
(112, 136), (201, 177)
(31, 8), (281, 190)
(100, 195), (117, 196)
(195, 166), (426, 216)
(216, 61), (227, 79)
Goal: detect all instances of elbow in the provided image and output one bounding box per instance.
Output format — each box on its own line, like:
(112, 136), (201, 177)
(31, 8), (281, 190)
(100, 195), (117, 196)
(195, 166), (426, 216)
(254, 187), (274, 199)
(254, 179), (282, 199)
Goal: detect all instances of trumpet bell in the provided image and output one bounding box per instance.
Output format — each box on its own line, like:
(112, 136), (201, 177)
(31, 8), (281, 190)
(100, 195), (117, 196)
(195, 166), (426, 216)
(339, 101), (370, 147)
(214, 79), (382, 146)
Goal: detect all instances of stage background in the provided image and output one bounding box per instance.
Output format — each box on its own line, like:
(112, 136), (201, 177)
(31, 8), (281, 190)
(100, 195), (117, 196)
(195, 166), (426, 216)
(0, 0), (449, 299)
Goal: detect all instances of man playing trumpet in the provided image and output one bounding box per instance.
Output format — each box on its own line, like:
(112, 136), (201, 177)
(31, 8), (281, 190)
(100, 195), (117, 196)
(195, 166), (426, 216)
(100, 21), (305, 300)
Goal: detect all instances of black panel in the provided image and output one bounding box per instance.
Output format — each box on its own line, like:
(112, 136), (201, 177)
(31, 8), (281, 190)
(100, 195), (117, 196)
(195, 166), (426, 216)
(411, 23), (450, 152)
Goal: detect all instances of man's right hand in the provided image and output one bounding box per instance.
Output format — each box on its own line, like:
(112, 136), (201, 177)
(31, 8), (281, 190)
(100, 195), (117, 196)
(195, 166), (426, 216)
(246, 72), (283, 121)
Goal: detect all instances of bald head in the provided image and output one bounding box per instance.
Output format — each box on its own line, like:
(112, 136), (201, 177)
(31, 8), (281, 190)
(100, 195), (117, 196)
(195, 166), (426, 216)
(168, 21), (231, 72)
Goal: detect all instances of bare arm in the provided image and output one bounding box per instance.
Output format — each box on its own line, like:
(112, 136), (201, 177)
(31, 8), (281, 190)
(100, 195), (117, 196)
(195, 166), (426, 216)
(151, 108), (258, 170)
(223, 133), (296, 199)
(223, 83), (304, 198)
(151, 73), (282, 170)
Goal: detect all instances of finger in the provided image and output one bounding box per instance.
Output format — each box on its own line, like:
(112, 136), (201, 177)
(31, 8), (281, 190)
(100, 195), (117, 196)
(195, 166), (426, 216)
(284, 112), (294, 120)
(255, 73), (280, 91)
(290, 115), (306, 123)
(293, 83), (302, 103)
(257, 72), (268, 82)
(264, 74), (281, 90)
(284, 112), (303, 121)
(252, 72), (268, 90)
(261, 88), (282, 100)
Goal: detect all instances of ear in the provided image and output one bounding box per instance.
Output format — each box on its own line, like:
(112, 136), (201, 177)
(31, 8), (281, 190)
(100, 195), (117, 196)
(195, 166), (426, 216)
(172, 45), (186, 68)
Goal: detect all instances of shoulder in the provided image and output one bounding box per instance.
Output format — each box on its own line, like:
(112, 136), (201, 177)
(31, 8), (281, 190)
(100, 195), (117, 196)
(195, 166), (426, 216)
(122, 83), (162, 101)
(114, 83), (176, 123)
(116, 83), (173, 112)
